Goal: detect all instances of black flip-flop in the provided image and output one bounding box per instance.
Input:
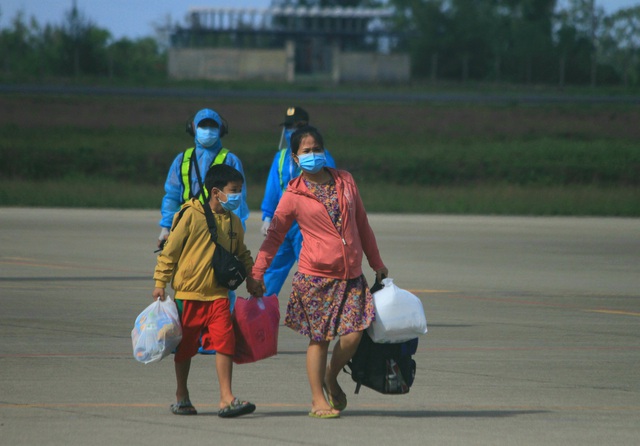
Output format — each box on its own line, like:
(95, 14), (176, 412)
(218, 398), (256, 418)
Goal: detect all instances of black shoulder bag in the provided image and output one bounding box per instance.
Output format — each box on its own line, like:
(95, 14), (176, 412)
(192, 157), (247, 291)
(343, 277), (418, 395)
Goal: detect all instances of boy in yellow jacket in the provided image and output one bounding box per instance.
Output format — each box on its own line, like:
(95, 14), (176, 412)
(153, 164), (262, 417)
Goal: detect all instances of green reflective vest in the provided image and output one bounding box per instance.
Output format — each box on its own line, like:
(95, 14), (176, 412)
(180, 147), (229, 204)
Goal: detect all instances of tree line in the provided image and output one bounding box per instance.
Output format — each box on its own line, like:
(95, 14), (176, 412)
(1, 0), (638, 87)
(0, 5), (166, 82)
(386, 0), (640, 86)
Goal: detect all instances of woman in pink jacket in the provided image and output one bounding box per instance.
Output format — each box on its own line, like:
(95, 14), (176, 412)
(253, 126), (388, 419)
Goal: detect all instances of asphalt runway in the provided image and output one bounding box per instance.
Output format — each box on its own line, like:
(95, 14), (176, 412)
(1, 208), (638, 446)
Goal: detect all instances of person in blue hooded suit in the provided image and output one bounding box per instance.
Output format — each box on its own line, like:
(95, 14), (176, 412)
(259, 106), (336, 297)
(158, 108), (249, 247)
(158, 108), (248, 327)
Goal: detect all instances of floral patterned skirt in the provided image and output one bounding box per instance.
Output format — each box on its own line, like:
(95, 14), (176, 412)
(285, 272), (375, 342)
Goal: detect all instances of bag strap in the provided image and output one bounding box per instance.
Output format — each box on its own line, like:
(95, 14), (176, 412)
(370, 275), (385, 293)
(191, 156), (218, 242)
(154, 206), (191, 253)
(342, 362), (363, 395)
(192, 157), (234, 253)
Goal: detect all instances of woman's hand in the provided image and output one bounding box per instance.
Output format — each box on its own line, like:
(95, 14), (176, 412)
(375, 267), (388, 283)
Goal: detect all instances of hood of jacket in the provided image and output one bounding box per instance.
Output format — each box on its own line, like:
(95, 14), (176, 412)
(186, 196), (207, 216)
(285, 167), (346, 199)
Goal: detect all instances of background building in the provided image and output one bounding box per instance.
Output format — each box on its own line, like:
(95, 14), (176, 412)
(168, 6), (410, 83)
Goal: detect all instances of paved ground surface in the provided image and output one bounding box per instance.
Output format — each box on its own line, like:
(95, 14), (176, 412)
(1, 208), (638, 446)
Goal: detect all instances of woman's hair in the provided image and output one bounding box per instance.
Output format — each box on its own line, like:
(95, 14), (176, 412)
(290, 125), (324, 155)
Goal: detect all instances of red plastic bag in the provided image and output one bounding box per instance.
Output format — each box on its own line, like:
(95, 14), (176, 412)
(232, 295), (279, 364)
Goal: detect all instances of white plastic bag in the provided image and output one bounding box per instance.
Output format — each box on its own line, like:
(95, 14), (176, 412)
(131, 296), (182, 364)
(367, 278), (428, 343)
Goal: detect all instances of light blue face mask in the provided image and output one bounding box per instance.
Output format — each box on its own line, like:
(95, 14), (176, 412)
(297, 152), (326, 174)
(218, 191), (242, 212)
(196, 127), (220, 148)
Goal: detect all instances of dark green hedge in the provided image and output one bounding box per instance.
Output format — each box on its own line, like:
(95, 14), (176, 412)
(2, 137), (638, 187)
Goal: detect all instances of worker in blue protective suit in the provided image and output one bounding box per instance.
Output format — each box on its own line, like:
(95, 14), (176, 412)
(259, 106), (336, 296)
(158, 108), (249, 246)
(158, 108), (248, 331)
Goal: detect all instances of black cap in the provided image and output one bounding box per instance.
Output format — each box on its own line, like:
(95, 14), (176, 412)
(281, 106), (309, 126)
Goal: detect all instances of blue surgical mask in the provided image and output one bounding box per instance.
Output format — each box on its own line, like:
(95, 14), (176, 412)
(297, 152), (326, 174)
(196, 127), (220, 148)
(219, 191), (242, 212)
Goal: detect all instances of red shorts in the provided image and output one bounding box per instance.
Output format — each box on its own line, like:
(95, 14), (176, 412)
(174, 298), (235, 362)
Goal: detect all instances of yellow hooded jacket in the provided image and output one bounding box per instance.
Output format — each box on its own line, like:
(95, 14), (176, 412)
(153, 198), (254, 300)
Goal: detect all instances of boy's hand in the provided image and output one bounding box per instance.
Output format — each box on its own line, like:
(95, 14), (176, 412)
(246, 277), (265, 298)
(153, 287), (165, 301)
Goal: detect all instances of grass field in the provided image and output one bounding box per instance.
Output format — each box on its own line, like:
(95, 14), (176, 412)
(1, 89), (639, 215)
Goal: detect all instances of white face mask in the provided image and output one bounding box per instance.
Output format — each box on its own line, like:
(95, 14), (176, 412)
(196, 127), (220, 148)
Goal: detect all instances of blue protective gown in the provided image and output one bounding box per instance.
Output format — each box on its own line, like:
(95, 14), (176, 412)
(159, 110), (249, 231)
(260, 145), (336, 296)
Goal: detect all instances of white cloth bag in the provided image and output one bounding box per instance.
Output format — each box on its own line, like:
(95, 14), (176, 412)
(367, 278), (428, 343)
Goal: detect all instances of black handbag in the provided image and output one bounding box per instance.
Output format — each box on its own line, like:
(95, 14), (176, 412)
(208, 220), (247, 290)
(344, 330), (417, 394)
(193, 157), (247, 291)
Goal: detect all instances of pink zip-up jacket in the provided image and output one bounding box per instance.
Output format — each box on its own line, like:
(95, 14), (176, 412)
(253, 168), (385, 281)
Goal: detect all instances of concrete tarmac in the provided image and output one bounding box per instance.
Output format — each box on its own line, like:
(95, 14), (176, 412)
(1, 208), (638, 446)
